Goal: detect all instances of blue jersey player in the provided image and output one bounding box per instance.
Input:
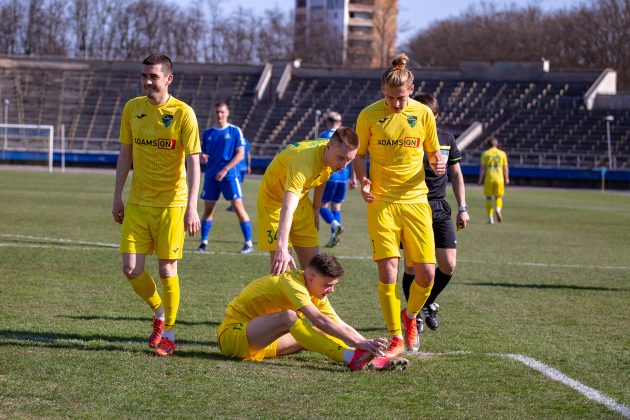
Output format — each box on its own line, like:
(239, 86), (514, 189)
(318, 112), (357, 247)
(198, 101), (253, 254)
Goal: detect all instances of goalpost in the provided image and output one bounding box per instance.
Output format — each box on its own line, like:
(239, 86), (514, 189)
(1, 124), (55, 172)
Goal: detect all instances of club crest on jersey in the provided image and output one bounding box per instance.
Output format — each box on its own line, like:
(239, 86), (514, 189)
(407, 116), (417, 128)
(162, 114), (174, 127)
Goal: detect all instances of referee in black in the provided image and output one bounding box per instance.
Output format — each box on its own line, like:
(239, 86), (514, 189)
(402, 92), (470, 333)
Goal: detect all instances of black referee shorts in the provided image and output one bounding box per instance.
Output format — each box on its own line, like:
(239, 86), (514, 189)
(429, 199), (457, 249)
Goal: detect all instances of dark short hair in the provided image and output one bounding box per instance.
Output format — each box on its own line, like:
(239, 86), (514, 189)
(142, 54), (173, 75)
(488, 137), (499, 147)
(308, 253), (344, 278)
(215, 101), (229, 110)
(330, 126), (359, 150)
(413, 92), (439, 117)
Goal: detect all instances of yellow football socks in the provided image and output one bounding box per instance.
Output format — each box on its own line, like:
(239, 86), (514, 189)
(496, 197), (503, 211)
(378, 281), (401, 336)
(486, 198), (494, 218)
(407, 280), (433, 316)
(289, 318), (347, 362)
(128, 271), (161, 311)
(161, 275), (180, 331)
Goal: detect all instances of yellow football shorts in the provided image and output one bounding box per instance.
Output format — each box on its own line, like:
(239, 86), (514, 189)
(120, 203), (185, 260)
(484, 179), (505, 197)
(367, 200), (436, 264)
(217, 318), (278, 361)
(257, 198), (319, 251)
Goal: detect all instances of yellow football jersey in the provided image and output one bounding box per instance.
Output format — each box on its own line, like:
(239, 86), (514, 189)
(356, 98), (439, 203)
(120, 95), (200, 207)
(258, 140), (333, 206)
(481, 147), (508, 184)
(222, 270), (340, 324)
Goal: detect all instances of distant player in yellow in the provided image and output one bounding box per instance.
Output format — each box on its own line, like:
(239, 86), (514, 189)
(355, 53), (446, 358)
(478, 137), (510, 224)
(217, 253), (407, 371)
(112, 54), (201, 357)
(258, 127), (359, 275)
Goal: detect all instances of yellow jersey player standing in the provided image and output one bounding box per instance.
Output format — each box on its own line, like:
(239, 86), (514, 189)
(257, 127), (359, 275)
(112, 54), (201, 357)
(354, 53), (446, 357)
(216, 253), (407, 371)
(478, 137), (510, 224)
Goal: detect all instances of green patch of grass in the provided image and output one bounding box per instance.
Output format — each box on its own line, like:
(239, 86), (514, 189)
(0, 168), (629, 417)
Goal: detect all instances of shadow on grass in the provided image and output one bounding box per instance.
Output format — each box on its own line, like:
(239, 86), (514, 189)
(463, 282), (625, 291)
(0, 330), (215, 347)
(59, 315), (220, 327)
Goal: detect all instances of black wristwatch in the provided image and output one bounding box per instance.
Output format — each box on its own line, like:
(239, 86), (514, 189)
(458, 205), (469, 213)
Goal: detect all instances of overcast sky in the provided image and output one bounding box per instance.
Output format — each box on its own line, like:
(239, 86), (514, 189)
(200, 0), (583, 46)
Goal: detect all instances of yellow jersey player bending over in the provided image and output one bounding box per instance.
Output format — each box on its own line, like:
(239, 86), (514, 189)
(216, 253), (408, 371)
(258, 127), (359, 275)
(355, 53), (446, 357)
(478, 137), (510, 224)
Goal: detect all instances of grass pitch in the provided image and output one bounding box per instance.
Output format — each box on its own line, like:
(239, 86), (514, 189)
(0, 168), (629, 418)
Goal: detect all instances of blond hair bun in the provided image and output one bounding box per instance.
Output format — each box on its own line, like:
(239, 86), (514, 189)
(391, 53), (409, 69)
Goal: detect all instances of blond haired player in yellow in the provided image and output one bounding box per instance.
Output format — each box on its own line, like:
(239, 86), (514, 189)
(478, 137), (510, 224)
(112, 54), (201, 357)
(258, 127), (359, 275)
(355, 53), (446, 357)
(217, 253), (408, 371)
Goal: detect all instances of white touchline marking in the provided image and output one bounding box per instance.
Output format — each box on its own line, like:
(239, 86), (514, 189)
(2, 233), (630, 271)
(497, 353), (630, 418)
(2, 329), (627, 417)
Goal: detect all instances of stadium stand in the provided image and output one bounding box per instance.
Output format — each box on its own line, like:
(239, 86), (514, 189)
(1, 56), (629, 183)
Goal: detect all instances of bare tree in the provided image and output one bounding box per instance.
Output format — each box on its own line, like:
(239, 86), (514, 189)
(0, 0), (25, 55)
(373, 0), (398, 67)
(256, 7), (294, 62)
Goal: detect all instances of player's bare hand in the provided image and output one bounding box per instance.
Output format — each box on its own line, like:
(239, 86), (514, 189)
(360, 177), (374, 203)
(348, 178), (357, 190)
(456, 211), (470, 230)
(112, 199), (125, 224)
(200, 154), (209, 164)
(215, 169), (227, 182)
(271, 248), (297, 275)
(184, 206), (200, 237)
(505, 178), (510, 185)
(431, 154), (447, 175)
(356, 338), (388, 356)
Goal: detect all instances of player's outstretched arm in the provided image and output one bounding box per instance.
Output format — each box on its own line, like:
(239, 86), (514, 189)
(300, 306), (387, 356)
(112, 143), (133, 224)
(271, 191), (300, 275)
(184, 153), (201, 236)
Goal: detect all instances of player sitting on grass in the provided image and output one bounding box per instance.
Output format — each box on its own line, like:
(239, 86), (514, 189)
(216, 253), (408, 371)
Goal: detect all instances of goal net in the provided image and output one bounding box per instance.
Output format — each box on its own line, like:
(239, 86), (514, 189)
(0, 124), (55, 172)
